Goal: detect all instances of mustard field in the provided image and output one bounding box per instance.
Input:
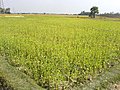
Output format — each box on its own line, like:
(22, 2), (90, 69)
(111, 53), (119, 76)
(0, 15), (120, 89)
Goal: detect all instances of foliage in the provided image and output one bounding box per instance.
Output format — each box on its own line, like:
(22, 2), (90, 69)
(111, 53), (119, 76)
(79, 11), (90, 15)
(89, 6), (99, 18)
(0, 15), (120, 89)
(0, 8), (10, 14)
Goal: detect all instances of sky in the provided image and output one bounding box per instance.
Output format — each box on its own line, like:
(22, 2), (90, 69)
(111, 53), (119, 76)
(4, 0), (120, 14)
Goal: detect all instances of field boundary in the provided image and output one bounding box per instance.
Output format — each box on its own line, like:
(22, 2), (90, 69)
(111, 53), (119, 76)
(73, 62), (120, 90)
(0, 55), (45, 90)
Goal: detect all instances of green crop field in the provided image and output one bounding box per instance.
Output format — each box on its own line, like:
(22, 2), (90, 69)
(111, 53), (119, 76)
(0, 15), (120, 89)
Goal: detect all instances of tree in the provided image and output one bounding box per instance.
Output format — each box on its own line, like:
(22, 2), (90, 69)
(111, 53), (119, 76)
(0, 8), (11, 14)
(0, 8), (5, 14)
(89, 6), (99, 18)
(5, 8), (11, 14)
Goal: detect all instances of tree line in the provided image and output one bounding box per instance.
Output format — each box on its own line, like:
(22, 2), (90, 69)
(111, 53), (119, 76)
(0, 6), (100, 18)
(0, 8), (11, 14)
(79, 6), (99, 18)
(99, 12), (120, 18)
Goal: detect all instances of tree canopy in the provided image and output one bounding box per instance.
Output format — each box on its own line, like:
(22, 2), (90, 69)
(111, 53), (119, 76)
(0, 8), (10, 14)
(89, 6), (99, 18)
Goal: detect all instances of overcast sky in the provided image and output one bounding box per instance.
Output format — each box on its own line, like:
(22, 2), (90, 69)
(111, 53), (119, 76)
(4, 0), (120, 14)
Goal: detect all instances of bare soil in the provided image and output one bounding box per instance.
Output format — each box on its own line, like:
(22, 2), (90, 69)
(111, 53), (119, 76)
(111, 82), (120, 90)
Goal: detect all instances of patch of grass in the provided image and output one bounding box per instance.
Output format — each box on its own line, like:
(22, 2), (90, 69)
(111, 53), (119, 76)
(73, 63), (120, 90)
(0, 77), (14, 90)
(0, 55), (45, 90)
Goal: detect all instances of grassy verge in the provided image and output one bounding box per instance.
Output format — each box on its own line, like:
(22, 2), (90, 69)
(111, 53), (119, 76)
(73, 62), (120, 90)
(0, 55), (45, 90)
